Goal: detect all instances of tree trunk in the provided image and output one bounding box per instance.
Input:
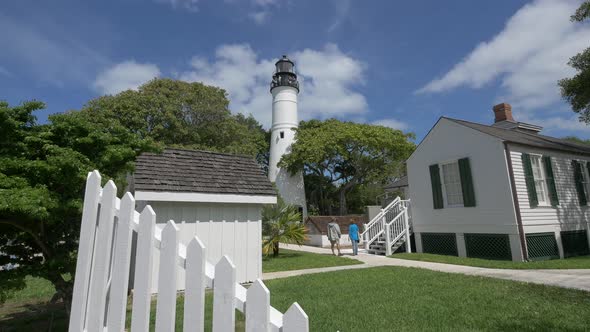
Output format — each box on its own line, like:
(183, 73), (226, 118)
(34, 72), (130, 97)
(339, 181), (357, 215)
(47, 270), (73, 316)
(339, 189), (347, 216)
(273, 242), (279, 257)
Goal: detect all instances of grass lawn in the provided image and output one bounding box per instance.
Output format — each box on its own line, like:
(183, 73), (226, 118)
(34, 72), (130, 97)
(391, 252), (590, 269)
(262, 249), (362, 273)
(264, 266), (590, 331)
(3, 266), (590, 331)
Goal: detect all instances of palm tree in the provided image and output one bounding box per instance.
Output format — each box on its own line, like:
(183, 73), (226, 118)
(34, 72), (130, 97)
(262, 198), (307, 257)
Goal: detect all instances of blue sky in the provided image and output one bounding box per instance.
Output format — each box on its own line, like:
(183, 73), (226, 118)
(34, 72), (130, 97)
(1, 0), (589, 141)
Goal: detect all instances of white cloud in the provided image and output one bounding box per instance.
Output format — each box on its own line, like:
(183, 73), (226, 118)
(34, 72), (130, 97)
(417, 0), (590, 133)
(179, 43), (368, 127)
(247, 0), (282, 25)
(248, 11), (270, 25)
(155, 0), (199, 12)
(327, 0), (351, 32)
(371, 118), (409, 131)
(93, 61), (161, 95)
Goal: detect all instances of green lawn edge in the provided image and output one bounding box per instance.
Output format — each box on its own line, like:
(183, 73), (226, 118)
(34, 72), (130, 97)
(391, 252), (590, 269)
(262, 249), (363, 273)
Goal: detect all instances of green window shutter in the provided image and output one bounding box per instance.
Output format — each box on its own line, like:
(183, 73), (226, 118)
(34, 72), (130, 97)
(521, 153), (538, 208)
(429, 164), (444, 209)
(458, 158), (476, 207)
(572, 160), (587, 206)
(542, 156), (559, 207)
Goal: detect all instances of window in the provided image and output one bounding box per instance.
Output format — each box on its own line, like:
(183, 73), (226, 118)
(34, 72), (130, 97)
(530, 155), (550, 205)
(441, 161), (463, 207)
(280, 131), (285, 139)
(579, 161), (590, 202)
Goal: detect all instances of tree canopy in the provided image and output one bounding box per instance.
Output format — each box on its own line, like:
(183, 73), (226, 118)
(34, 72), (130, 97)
(280, 119), (415, 215)
(559, 1), (590, 122)
(84, 78), (268, 158)
(0, 101), (158, 307)
(0, 78), (273, 315)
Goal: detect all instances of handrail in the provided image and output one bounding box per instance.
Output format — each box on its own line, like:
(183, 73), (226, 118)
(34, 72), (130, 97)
(386, 210), (404, 227)
(360, 197), (400, 237)
(362, 197), (413, 255)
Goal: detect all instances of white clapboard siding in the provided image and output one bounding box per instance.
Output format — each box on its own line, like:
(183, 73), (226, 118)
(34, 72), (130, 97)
(509, 145), (590, 231)
(148, 201), (262, 292)
(69, 170), (308, 332)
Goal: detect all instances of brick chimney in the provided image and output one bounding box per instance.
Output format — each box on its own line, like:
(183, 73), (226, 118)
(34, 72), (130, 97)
(493, 103), (514, 123)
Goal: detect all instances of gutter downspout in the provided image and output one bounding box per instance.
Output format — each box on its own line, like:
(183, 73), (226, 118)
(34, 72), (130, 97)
(504, 142), (528, 261)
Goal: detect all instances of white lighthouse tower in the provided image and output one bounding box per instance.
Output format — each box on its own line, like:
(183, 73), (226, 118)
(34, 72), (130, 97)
(268, 55), (307, 217)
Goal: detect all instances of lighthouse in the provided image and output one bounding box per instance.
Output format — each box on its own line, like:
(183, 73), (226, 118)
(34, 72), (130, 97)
(268, 55), (307, 217)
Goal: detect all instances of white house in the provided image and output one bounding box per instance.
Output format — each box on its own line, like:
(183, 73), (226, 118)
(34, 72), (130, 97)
(407, 103), (590, 261)
(130, 148), (276, 291)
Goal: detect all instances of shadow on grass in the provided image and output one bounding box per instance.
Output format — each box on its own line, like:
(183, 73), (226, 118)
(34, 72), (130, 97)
(0, 300), (68, 332)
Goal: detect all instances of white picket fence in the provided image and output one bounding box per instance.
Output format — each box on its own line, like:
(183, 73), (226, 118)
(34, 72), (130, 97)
(69, 170), (308, 331)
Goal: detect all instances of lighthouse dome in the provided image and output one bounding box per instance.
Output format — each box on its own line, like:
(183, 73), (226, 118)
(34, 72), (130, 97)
(270, 55), (299, 92)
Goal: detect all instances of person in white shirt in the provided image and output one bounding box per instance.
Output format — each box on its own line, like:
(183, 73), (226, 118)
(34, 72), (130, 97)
(327, 217), (342, 256)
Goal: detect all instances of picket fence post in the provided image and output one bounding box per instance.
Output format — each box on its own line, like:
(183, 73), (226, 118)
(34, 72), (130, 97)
(213, 256), (236, 332)
(130, 206), (156, 332)
(246, 279), (270, 332)
(155, 221), (180, 331)
(106, 193), (135, 332)
(283, 303), (309, 332)
(86, 181), (117, 332)
(69, 171), (101, 332)
(68, 170), (309, 332)
(183, 237), (207, 332)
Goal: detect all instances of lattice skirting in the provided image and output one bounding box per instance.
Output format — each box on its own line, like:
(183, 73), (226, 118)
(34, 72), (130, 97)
(396, 233), (416, 253)
(526, 233), (559, 261)
(464, 233), (512, 261)
(561, 230), (590, 258)
(421, 233), (458, 256)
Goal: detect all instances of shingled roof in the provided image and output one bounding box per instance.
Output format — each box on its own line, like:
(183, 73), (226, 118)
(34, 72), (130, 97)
(446, 118), (590, 156)
(134, 148), (276, 196)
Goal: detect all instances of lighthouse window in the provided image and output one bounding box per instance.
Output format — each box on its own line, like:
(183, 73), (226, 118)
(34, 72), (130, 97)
(280, 131), (285, 139)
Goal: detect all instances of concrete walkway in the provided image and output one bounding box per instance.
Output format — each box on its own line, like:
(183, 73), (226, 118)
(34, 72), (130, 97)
(261, 244), (590, 292)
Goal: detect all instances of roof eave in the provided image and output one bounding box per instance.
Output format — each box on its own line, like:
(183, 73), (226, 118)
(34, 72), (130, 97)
(135, 190), (277, 204)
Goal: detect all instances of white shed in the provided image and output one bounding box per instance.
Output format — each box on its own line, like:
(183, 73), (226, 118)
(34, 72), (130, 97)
(131, 148), (276, 292)
(407, 103), (590, 261)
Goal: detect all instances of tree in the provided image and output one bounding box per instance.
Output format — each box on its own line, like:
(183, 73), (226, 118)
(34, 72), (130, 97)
(559, 1), (590, 122)
(83, 78), (268, 158)
(563, 136), (590, 145)
(261, 198), (306, 257)
(280, 119), (415, 215)
(0, 101), (158, 310)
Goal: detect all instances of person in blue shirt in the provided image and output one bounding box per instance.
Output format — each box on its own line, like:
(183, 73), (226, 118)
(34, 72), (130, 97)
(348, 222), (360, 256)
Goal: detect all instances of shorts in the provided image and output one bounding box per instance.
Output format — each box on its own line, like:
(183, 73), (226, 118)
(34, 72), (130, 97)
(329, 239), (339, 244)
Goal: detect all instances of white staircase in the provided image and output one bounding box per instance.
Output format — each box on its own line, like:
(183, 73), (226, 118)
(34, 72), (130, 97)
(361, 197), (412, 256)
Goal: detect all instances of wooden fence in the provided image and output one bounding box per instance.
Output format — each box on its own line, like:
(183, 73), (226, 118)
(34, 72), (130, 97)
(68, 170), (308, 331)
